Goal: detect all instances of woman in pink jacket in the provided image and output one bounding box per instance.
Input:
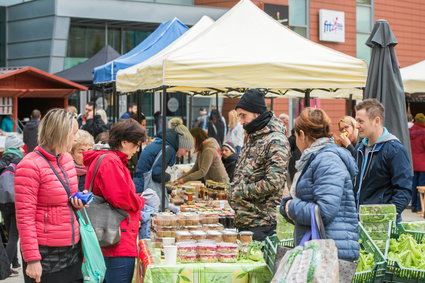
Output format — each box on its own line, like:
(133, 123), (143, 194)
(15, 109), (84, 283)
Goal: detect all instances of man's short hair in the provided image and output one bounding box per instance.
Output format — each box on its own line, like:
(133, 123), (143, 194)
(355, 99), (385, 123)
(31, 109), (41, 119)
(407, 113), (414, 122)
(128, 103), (137, 110)
(87, 101), (94, 107)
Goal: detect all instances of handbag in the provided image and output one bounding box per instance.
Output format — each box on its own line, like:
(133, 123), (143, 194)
(77, 208), (106, 283)
(273, 204), (357, 283)
(143, 146), (169, 210)
(85, 154), (129, 248)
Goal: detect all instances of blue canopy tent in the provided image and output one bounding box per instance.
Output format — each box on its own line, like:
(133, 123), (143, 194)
(93, 18), (189, 83)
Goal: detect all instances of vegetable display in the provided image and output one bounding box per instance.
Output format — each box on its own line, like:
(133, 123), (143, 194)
(402, 222), (425, 232)
(276, 206), (294, 240)
(387, 234), (425, 270)
(356, 249), (375, 273)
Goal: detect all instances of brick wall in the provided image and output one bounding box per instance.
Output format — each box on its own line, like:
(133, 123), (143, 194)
(374, 0), (425, 67)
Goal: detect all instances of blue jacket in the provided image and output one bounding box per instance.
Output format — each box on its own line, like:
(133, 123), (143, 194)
(281, 143), (360, 261)
(353, 128), (412, 217)
(133, 130), (179, 193)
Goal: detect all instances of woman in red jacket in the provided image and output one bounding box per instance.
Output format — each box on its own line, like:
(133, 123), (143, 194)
(15, 109), (85, 283)
(83, 118), (146, 283)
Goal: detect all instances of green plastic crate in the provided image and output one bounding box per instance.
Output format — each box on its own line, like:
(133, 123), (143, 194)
(399, 223), (425, 243)
(353, 222), (387, 283)
(384, 225), (425, 283)
(263, 235), (294, 274)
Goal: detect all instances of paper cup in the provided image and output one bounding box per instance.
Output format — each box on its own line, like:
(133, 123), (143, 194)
(162, 237), (175, 246)
(163, 245), (177, 265)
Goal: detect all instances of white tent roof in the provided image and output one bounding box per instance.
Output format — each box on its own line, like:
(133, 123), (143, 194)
(400, 59), (425, 93)
(116, 0), (367, 97)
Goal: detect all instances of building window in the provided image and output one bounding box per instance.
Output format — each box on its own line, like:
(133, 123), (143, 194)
(289, 0), (309, 38)
(65, 24), (152, 69)
(356, 0), (373, 63)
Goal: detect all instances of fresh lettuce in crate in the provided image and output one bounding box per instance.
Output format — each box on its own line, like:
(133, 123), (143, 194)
(276, 206), (294, 240)
(359, 204), (397, 223)
(402, 222), (425, 232)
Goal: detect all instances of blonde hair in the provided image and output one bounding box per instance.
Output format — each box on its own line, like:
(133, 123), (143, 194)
(71, 129), (94, 153)
(38, 108), (76, 153)
(228, 110), (238, 129)
(67, 106), (78, 115)
(338, 116), (357, 129)
(96, 109), (108, 124)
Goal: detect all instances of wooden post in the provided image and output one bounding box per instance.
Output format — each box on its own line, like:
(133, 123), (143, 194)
(12, 97), (18, 132)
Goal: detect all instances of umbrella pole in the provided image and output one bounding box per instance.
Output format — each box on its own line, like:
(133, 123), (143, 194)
(348, 94), (353, 116)
(161, 86), (167, 211)
(270, 98), (274, 111)
(304, 89), (311, 107)
(216, 93), (219, 110)
(136, 90), (141, 123)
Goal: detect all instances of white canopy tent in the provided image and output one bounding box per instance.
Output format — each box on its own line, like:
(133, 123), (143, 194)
(116, 0), (367, 99)
(400, 59), (425, 94)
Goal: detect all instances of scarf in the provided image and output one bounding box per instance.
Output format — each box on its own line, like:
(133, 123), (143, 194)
(243, 111), (273, 134)
(74, 162), (87, 177)
(289, 137), (332, 197)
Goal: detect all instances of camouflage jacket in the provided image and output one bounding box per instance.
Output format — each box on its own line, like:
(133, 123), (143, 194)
(227, 115), (290, 229)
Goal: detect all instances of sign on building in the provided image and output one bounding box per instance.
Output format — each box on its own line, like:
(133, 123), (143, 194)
(319, 9), (345, 43)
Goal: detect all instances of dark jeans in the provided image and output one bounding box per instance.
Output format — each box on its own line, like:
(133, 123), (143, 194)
(104, 257), (135, 283)
(0, 203), (19, 267)
(412, 171), (425, 210)
(241, 225), (276, 241)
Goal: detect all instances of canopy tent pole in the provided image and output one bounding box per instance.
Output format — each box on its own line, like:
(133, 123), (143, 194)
(348, 94), (353, 116)
(215, 93), (219, 111)
(188, 95), (193, 163)
(270, 98), (274, 111)
(115, 86), (119, 122)
(161, 86), (167, 211)
(136, 90), (141, 123)
(304, 89), (311, 107)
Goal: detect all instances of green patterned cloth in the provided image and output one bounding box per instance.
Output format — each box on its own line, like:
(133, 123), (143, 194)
(144, 262), (272, 283)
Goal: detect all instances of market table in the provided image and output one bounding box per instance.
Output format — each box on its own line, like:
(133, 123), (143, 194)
(143, 261), (272, 283)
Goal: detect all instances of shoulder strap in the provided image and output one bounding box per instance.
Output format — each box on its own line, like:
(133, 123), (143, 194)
(88, 154), (107, 193)
(35, 151), (71, 197)
(150, 146), (170, 173)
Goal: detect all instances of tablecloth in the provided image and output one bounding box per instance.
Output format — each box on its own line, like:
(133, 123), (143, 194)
(144, 261), (272, 283)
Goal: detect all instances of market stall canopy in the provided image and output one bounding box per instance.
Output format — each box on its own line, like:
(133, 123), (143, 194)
(400, 59), (425, 94)
(117, 16), (214, 93)
(116, 0), (367, 96)
(0, 66), (88, 97)
(93, 18), (189, 84)
(55, 45), (120, 85)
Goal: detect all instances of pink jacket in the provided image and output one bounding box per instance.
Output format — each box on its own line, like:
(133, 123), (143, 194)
(15, 146), (80, 262)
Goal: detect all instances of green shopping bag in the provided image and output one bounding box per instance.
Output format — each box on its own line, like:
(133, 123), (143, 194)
(77, 208), (106, 283)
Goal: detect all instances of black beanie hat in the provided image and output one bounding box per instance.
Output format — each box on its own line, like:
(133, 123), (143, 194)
(235, 89), (267, 114)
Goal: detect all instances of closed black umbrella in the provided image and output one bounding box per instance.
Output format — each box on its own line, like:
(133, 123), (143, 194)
(364, 20), (412, 161)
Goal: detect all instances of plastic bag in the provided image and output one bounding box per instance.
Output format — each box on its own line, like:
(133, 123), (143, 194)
(77, 209), (106, 283)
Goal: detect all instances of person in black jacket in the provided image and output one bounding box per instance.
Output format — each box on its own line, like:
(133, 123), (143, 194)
(0, 134), (24, 275)
(77, 102), (108, 138)
(23, 109), (41, 153)
(207, 109), (225, 146)
(221, 142), (238, 182)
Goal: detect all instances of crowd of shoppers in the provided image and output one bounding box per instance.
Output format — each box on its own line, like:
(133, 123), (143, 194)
(1, 89), (422, 281)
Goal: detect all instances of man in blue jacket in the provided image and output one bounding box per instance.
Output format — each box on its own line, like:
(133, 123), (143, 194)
(354, 99), (412, 222)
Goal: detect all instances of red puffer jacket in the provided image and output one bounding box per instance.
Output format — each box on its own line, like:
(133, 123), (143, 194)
(410, 122), (425, 172)
(15, 146), (80, 263)
(83, 150), (144, 258)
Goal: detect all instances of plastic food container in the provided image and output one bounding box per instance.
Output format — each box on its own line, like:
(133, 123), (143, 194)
(177, 242), (197, 255)
(239, 231), (254, 243)
(186, 225), (203, 231)
(191, 231), (207, 242)
(217, 243), (238, 254)
(203, 224), (224, 231)
(156, 226), (177, 238)
(178, 253), (198, 263)
(222, 230), (238, 243)
(176, 231), (192, 242)
(206, 230), (223, 243)
(198, 254), (218, 263)
(177, 212), (200, 226)
(154, 213), (177, 227)
(200, 213), (219, 224)
(196, 243), (217, 255)
(218, 253), (238, 263)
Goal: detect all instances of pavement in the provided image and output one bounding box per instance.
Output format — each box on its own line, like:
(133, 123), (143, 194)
(1, 209), (423, 282)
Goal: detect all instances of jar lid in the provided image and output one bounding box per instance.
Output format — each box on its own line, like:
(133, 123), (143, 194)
(239, 231), (254, 236)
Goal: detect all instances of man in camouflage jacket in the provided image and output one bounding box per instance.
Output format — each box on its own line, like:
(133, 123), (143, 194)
(227, 89), (290, 241)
